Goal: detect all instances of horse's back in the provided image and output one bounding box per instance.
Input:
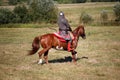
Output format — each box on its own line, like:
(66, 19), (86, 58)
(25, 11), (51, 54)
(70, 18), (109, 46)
(40, 33), (58, 48)
(41, 33), (54, 39)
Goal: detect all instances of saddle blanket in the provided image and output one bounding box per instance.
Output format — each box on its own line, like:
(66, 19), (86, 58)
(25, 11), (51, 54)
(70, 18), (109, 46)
(53, 32), (74, 42)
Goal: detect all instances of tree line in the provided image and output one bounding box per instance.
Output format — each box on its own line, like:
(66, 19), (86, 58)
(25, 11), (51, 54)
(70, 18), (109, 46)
(54, 0), (119, 4)
(0, 0), (119, 5)
(0, 0), (57, 24)
(0, 0), (120, 25)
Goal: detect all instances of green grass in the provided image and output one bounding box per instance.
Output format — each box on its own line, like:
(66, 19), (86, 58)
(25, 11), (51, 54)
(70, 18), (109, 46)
(0, 23), (57, 28)
(0, 26), (120, 80)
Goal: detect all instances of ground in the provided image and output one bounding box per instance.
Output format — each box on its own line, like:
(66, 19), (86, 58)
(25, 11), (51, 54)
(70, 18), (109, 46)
(0, 2), (120, 80)
(0, 26), (120, 80)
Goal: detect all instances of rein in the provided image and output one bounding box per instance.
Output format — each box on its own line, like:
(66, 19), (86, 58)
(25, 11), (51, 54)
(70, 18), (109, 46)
(48, 27), (57, 32)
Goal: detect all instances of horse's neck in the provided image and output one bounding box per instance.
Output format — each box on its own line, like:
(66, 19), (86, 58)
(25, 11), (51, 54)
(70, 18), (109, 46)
(73, 29), (80, 41)
(72, 33), (80, 45)
(74, 34), (79, 41)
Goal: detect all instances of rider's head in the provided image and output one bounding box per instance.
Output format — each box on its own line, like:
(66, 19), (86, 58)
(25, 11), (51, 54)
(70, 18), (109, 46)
(59, 11), (64, 17)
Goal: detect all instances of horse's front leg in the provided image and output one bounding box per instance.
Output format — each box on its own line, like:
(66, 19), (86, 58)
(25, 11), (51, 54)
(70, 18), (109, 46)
(44, 50), (49, 64)
(71, 51), (77, 64)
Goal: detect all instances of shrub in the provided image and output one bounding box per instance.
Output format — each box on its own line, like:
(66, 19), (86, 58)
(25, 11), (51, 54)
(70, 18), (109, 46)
(8, 0), (28, 5)
(13, 5), (30, 23)
(80, 11), (93, 24)
(100, 10), (108, 25)
(91, 0), (119, 2)
(113, 3), (120, 22)
(74, 0), (87, 3)
(8, 0), (18, 5)
(0, 8), (16, 24)
(0, 0), (2, 6)
(54, 0), (73, 4)
(28, 0), (58, 23)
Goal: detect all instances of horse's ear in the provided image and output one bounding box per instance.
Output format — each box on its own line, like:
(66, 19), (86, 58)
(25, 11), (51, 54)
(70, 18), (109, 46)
(78, 24), (84, 28)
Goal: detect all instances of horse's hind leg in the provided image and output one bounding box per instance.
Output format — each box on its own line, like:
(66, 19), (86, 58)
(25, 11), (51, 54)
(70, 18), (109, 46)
(38, 48), (50, 64)
(44, 50), (49, 64)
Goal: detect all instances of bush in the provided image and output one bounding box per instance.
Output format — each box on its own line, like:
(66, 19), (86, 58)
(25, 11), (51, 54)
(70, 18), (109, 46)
(0, 0), (2, 6)
(91, 0), (119, 2)
(8, 0), (18, 5)
(13, 5), (31, 23)
(0, 0), (58, 24)
(54, 0), (73, 3)
(113, 3), (120, 22)
(74, 0), (87, 3)
(55, 0), (87, 3)
(100, 10), (108, 25)
(80, 11), (93, 24)
(28, 0), (58, 23)
(0, 8), (16, 24)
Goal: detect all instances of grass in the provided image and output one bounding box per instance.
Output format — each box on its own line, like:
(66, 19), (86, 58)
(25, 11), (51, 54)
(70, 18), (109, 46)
(0, 2), (120, 80)
(58, 2), (118, 26)
(0, 26), (120, 80)
(0, 23), (57, 28)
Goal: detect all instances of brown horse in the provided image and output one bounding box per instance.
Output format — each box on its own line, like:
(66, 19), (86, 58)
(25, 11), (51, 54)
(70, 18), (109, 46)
(28, 25), (86, 64)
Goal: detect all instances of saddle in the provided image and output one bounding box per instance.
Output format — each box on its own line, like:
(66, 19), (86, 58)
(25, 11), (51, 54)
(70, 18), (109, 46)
(53, 32), (74, 43)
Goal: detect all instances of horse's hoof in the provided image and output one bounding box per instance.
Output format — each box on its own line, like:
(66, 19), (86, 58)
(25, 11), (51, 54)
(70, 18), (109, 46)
(38, 59), (42, 64)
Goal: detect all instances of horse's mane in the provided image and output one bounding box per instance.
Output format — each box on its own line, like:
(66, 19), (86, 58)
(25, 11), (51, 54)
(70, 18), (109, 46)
(72, 25), (84, 35)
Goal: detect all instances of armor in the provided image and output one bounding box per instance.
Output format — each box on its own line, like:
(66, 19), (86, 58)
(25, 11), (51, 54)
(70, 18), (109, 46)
(57, 11), (73, 51)
(57, 11), (72, 33)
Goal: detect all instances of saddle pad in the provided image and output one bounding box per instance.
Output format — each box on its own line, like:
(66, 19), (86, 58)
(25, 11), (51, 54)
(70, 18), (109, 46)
(53, 32), (66, 42)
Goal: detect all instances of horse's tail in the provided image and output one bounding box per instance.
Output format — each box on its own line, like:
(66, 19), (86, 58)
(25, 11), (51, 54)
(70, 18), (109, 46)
(28, 36), (41, 55)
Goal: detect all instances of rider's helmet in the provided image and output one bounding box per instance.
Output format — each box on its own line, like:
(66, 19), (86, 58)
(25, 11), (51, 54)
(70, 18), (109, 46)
(59, 11), (64, 16)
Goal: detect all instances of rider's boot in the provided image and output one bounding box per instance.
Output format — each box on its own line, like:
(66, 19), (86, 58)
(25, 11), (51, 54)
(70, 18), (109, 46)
(67, 42), (73, 52)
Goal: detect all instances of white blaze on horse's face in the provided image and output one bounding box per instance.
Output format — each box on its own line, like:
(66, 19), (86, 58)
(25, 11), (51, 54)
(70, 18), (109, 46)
(38, 59), (42, 64)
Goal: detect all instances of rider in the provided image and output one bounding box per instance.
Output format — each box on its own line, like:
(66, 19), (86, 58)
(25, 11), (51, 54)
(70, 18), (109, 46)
(57, 11), (73, 51)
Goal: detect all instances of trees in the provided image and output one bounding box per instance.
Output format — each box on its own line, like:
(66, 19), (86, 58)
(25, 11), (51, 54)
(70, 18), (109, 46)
(54, 0), (87, 3)
(8, 0), (18, 5)
(113, 3), (120, 22)
(0, 0), (58, 24)
(75, 0), (87, 3)
(28, 0), (58, 23)
(0, 8), (16, 24)
(8, 0), (28, 5)
(13, 5), (30, 23)
(91, 0), (119, 2)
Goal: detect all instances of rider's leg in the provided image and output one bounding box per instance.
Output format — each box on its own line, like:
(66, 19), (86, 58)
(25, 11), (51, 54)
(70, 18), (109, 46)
(67, 37), (73, 52)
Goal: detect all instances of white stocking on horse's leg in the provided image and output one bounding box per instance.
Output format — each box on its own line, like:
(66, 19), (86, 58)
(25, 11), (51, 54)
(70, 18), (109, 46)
(72, 54), (76, 63)
(38, 48), (49, 64)
(44, 50), (49, 64)
(71, 51), (77, 64)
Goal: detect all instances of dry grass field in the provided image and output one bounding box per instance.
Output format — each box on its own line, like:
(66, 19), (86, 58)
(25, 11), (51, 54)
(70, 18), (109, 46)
(0, 2), (120, 80)
(57, 2), (116, 25)
(0, 26), (120, 80)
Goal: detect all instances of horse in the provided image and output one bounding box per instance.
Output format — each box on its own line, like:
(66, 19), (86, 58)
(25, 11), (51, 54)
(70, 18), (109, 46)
(28, 25), (86, 64)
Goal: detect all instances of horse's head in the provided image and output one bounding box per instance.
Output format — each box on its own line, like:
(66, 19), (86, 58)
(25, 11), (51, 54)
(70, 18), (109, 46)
(79, 26), (86, 39)
(73, 25), (86, 39)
